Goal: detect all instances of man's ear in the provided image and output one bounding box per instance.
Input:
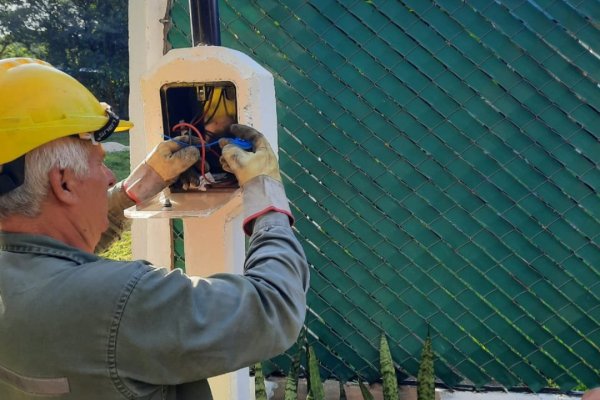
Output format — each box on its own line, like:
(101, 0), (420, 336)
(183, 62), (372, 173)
(48, 168), (79, 205)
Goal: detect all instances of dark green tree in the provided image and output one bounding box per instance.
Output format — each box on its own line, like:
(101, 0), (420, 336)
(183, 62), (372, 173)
(0, 0), (129, 117)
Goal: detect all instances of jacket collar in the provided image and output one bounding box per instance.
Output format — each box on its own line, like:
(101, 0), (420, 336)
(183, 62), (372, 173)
(0, 231), (100, 265)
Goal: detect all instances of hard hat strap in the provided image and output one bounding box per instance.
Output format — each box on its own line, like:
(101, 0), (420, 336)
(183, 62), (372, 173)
(93, 108), (120, 142)
(0, 156), (25, 195)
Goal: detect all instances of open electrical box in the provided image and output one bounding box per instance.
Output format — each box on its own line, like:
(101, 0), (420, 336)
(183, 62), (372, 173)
(161, 81), (240, 192)
(124, 46), (277, 220)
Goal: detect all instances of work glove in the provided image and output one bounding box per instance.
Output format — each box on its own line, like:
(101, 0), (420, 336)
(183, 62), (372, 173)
(219, 124), (292, 235)
(123, 136), (200, 204)
(167, 135), (213, 191)
(219, 124), (282, 185)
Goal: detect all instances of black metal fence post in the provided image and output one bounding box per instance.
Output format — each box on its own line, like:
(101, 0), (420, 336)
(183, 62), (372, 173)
(189, 0), (221, 46)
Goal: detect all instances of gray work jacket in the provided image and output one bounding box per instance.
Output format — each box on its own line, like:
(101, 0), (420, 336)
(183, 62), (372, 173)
(0, 184), (309, 399)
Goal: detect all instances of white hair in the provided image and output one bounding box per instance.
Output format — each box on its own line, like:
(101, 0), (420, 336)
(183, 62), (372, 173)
(0, 137), (91, 219)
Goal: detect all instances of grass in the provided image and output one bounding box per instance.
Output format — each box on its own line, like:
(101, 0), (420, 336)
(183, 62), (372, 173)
(109, 131), (130, 146)
(100, 140), (133, 260)
(105, 151), (131, 181)
(99, 230), (132, 260)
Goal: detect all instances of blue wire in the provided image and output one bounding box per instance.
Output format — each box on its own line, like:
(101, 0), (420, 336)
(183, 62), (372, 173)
(163, 135), (220, 148)
(163, 134), (252, 150)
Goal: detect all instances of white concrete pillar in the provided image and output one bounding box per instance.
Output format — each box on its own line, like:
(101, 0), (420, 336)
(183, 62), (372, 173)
(128, 0), (174, 267)
(129, 7), (278, 398)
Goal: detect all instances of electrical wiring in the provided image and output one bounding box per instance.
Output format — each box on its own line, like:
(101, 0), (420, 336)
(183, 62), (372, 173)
(162, 135), (223, 148)
(166, 86), (241, 190)
(222, 88), (231, 117)
(203, 88), (225, 126)
(171, 122), (207, 179)
(190, 86), (214, 127)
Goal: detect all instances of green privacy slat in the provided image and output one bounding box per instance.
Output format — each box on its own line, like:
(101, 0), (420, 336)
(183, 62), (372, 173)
(460, 95), (505, 128)
(480, 181), (523, 214)
(491, 121), (531, 152)
(552, 145), (595, 183)
(544, 53), (597, 98)
(472, 7), (598, 133)
(308, 319), (368, 379)
(168, 0), (192, 48)
(563, 206), (600, 240)
(577, 243), (600, 270)
(471, 207), (513, 237)
(307, 295), (380, 375)
(172, 219), (186, 271)
(287, 5), (442, 128)
(495, 292), (593, 364)
(226, 2), (261, 25)
(571, 0), (600, 20)
(570, 106), (600, 135)
(254, 0), (288, 21)
(336, 234), (508, 382)
(551, 156), (597, 196)
(316, 284), (406, 372)
(519, 148), (563, 183)
(221, 0), (600, 391)
(503, 0), (600, 82)
(168, 1), (192, 277)
(227, 20), (264, 49)
(579, 191), (600, 223)
(528, 349), (575, 384)
(428, 286), (536, 370)
(432, 0), (594, 159)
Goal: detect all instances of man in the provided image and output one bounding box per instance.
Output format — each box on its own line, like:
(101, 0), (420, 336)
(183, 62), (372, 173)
(0, 58), (309, 399)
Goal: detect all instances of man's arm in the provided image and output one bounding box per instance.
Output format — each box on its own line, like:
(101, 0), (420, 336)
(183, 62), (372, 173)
(95, 181), (134, 254)
(95, 138), (200, 254)
(114, 208), (308, 385)
(112, 125), (310, 391)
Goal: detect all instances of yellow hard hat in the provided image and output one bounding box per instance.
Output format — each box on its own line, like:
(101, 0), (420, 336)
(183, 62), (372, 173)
(0, 58), (133, 164)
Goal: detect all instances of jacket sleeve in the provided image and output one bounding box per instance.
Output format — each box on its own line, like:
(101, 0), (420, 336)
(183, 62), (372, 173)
(95, 181), (134, 254)
(113, 211), (310, 387)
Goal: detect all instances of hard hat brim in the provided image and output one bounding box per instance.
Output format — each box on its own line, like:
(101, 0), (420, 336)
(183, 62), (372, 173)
(0, 118), (133, 165)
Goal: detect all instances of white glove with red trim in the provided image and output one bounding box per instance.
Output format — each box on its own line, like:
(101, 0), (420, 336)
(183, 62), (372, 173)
(123, 136), (200, 204)
(219, 124), (282, 185)
(220, 124), (293, 235)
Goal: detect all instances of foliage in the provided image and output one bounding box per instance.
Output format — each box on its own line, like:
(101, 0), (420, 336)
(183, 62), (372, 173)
(99, 148), (131, 260)
(284, 346), (302, 400)
(307, 345), (325, 400)
(380, 334), (399, 400)
(104, 150), (130, 182)
(99, 230), (131, 261)
(358, 381), (374, 400)
(0, 0), (129, 118)
(417, 335), (435, 400)
(254, 362), (268, 400)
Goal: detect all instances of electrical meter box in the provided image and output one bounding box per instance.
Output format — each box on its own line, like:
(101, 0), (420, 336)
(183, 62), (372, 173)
(124, 46), (277, 219)
(161, 81), (239, 192)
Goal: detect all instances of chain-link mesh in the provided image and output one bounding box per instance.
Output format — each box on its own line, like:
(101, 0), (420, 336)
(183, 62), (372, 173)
(168, 0), (600, 392)
(167, 0), (193, 49)
(167, 0), (193, 272)
(172, 219), (186, 271)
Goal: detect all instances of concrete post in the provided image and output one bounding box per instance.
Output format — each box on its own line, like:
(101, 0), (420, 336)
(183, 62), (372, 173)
(129, 5), (278, 398)
(128, 0), (173, 267)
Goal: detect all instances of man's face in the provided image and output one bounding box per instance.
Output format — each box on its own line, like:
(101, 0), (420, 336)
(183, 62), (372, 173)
(74, 143), (116, 251)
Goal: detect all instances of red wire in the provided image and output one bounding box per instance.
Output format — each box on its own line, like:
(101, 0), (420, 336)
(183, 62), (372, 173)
(172, 122), (206, 179)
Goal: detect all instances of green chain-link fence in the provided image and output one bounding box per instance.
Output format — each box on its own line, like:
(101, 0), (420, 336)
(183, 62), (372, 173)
(168, 0), (600, 392)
